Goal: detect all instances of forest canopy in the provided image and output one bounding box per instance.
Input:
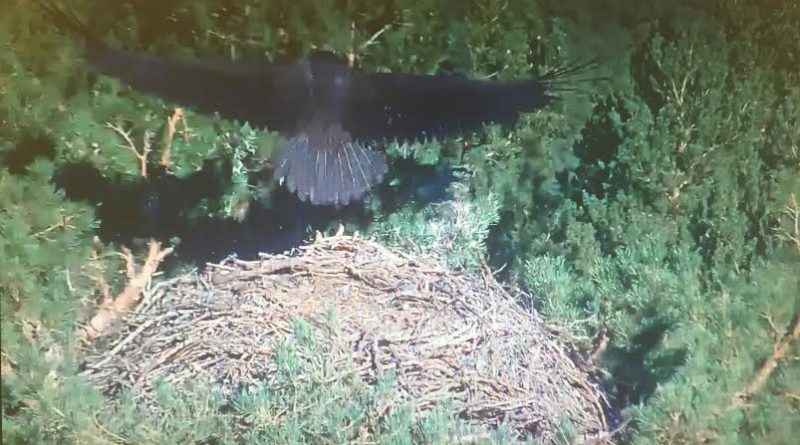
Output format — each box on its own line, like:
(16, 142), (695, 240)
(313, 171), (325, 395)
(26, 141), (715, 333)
(1, 0), (798, 444)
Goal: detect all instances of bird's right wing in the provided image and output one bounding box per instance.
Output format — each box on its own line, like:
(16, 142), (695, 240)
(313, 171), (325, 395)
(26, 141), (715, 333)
(38, 1), (311, 135)
(342, 71), (557, 144)
(342, 60), (600, 144)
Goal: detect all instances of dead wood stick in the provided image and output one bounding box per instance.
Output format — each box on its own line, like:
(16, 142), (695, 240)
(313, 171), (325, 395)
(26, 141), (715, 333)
(209, 258), (304, 285)
(106, 122), (152, 177)
(160, 107), (187, 169)
(738, 313), (800, 402)
(76, 240), (173, 351)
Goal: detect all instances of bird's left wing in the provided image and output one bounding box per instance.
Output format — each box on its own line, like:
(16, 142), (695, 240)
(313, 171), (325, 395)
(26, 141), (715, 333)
(342, 70), (557, 144)
(38, 2), (311, 135)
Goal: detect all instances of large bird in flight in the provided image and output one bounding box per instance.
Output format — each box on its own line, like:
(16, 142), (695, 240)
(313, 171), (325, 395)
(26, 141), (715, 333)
(39, 2), (595, 208)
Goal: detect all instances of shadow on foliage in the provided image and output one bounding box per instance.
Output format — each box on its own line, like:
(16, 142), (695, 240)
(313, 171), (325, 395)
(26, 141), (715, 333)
(3, 133), (57, 175)
(45, 153), (458, 270)
(602, 319), (687, 428)
(571, 97), (625, 199)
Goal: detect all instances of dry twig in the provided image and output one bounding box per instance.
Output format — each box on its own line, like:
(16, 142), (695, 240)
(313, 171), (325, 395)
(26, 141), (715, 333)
(160, 107), (189, 169)
(80, 234), (610, 443)
(737, 314), (800, 403)
(32, 211), (76, 240)
(778, 193), (800, 255)
(106, 122), (153, 177)
(75, 240), (173, 350)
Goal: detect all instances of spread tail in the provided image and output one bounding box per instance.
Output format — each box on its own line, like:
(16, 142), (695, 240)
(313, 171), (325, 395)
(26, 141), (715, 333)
(273, 128), (388, 208)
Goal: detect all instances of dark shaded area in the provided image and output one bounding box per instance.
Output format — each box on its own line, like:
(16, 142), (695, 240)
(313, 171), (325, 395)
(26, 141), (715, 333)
(51, 155), (459, 270)
(54, 159), (232, 245)
(629, 26), (669, 117)
(2, 133), (56, 174)
(0, 380), (21, 418)
(376, 156), (466, 212)
(601, 319), (687, 434)
(571, 97), (625, 197)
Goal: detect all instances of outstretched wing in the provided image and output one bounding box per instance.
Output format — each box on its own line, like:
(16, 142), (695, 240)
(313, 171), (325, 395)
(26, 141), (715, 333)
(38, 1), (311, 135)
(272, 126), (388, 208)
(87, 51), (311, 134)
(342, 71), (558, 143)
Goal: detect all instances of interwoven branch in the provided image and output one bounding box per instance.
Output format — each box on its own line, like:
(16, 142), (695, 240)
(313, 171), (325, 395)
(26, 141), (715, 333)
(80, 234), (610, 443)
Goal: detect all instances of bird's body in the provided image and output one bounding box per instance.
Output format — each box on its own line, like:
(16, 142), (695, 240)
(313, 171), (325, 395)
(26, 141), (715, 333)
(39, 2), (594, 207)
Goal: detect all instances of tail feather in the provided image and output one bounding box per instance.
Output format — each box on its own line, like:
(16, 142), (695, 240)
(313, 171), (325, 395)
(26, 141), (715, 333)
(351, 141), (382, 190)
(284, 137), (303, 196)
(343, 142), (366, 195)
(273, 129), (388, 207)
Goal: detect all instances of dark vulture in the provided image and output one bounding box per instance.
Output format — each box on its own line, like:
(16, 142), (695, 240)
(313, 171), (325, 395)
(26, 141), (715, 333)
(38, 2), (595, 208)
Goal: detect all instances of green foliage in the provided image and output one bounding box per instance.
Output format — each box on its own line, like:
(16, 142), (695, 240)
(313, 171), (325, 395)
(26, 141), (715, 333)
(487, 2), (800, 444)
(0, 160), (107, 444)
(3, 0), (799, 444)
(370, 180), (501, 270)
(91, 318), (503, 445)
(0, 162), (103, 351)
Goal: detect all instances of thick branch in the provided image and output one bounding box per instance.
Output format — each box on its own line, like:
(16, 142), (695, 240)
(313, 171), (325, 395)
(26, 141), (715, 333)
(737, 314), (800, 402)
(161, 107), (187, 169)
(75, 240), (173, 350)
(786, 193), (800, 255)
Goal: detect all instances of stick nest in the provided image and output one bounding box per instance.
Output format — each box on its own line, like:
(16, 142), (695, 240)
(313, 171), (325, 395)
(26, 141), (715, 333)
(81, 233), (610, 443)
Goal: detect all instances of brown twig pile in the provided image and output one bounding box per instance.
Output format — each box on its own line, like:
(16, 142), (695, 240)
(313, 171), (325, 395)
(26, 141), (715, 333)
(80, 232), (611, 443)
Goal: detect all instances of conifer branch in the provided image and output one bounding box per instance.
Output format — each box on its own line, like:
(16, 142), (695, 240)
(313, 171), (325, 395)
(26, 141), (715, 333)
(347, 22), (391, 67)
(668, 179), (691, 203)
(92, 273), (112, 307)
(347, 21), (356, 67)
(32, 212), (75, 240)
(106, 122), (153, 177)
(75, 240), (173, 351)
(0, 352), (15, 378)
(87, 235), (112, 306)
(780, 391), (800, 403)
(737, 313), (800, 402)
(205, 29), (269, 48)
(780, 193), (800, 255)
(160, 107), (188, 170)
